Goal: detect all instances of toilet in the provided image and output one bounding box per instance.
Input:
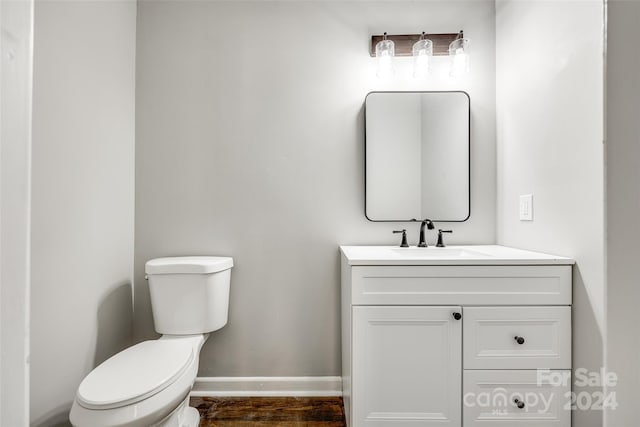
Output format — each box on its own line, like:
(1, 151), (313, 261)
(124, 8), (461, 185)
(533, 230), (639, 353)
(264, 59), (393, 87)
(70, 256), (233, 427)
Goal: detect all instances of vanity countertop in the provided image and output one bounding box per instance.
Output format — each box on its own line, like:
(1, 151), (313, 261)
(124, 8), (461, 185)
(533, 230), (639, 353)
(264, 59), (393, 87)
(340, 245), (575, 266)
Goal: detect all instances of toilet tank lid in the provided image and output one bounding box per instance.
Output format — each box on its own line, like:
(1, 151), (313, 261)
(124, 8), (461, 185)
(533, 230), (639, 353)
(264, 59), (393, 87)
(146, 256), (233, 275)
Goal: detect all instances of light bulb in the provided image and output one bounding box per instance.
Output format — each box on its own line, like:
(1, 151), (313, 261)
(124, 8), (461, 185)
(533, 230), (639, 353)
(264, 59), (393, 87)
(412, 38), (433, 78)
(449, 38), (470, 77)
(375, 35), (395, 78)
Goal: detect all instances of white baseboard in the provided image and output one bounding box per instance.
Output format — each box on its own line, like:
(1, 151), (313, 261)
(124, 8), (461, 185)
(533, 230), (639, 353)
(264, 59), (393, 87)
(191, 376), (343, 397)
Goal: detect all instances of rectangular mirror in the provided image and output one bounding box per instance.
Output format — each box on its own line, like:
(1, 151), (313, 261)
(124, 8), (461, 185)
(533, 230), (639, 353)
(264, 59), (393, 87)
(365, 91), (470, 222)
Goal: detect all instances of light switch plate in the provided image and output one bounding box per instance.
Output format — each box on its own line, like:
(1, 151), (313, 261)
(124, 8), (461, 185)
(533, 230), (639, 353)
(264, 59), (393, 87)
(519, 194), (533, 221)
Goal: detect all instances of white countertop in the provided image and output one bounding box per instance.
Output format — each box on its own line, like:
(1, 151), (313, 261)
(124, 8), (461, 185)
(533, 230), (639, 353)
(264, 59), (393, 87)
(340, 245), (575, 266)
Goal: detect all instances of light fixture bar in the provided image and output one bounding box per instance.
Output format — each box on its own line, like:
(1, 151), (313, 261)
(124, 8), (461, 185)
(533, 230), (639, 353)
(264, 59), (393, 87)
(370, 31), (463, 57)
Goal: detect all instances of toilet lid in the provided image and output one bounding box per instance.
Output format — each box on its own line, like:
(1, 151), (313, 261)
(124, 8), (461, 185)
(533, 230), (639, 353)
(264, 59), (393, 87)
(77, 339), (194, 410)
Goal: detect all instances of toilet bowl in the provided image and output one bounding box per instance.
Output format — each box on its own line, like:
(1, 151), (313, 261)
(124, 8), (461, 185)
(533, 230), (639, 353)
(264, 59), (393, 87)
(70, 256), (233, 427)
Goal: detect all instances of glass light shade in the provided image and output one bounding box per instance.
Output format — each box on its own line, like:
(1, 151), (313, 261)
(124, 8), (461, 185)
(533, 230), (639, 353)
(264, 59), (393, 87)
(412, 38), (433, 78)
(449, 38), (470, 77)
(375, 38), (395, 78)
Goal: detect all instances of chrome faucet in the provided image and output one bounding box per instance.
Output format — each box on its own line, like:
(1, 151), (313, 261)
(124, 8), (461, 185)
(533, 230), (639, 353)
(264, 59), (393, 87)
(416, 219), (435, 247)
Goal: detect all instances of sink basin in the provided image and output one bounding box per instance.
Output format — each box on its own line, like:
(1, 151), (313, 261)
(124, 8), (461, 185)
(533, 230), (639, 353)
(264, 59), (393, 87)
(390, 247), (491, 258)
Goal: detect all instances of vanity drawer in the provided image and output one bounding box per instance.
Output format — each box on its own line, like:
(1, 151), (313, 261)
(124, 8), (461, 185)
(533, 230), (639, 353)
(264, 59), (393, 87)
(351, 265), (572, 306)
(463, 306), (571, 369)
(463, 370), (571, 426)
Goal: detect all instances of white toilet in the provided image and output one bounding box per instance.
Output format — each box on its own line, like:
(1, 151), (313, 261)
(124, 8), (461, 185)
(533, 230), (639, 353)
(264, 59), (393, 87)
(70, 256), (233, 427)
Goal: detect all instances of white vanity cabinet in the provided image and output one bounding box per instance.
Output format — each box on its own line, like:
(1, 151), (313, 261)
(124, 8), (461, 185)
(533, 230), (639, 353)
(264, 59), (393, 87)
(340, 246), (574, 427)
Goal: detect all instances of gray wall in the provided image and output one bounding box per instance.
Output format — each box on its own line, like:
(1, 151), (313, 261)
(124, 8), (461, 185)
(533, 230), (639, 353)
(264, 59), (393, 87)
(135, 0), (496, 377)
(495, 1), (604, 426)
(606, 1), (640, 426)
(30, 1), (136, 425)
(1, 0), (33, 424)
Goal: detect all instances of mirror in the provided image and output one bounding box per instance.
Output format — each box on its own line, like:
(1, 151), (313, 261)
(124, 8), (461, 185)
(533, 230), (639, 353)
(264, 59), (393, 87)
(365, 91), (470, 222)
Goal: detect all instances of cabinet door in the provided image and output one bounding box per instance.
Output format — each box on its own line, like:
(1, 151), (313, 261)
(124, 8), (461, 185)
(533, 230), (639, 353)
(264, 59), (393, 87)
(352, 306), (462, 426)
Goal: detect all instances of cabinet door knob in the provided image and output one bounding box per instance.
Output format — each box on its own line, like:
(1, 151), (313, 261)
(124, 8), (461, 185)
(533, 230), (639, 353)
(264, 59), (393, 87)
(452, 312), (462, 320)
(514, 398), (525, 409)
(514, 336), (525, 345)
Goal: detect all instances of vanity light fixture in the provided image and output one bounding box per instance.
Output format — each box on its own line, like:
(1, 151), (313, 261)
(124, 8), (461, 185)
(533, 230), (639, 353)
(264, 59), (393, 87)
(375, 32), (395, 78)
(449, 31), (470, 76)
(370, 30), (469, 78)
(412, 32), (433, 78)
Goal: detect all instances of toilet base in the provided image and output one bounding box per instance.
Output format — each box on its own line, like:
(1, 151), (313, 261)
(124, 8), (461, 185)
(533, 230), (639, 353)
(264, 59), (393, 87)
(182, 407), (200, 427)
(157, 396), (200, 427)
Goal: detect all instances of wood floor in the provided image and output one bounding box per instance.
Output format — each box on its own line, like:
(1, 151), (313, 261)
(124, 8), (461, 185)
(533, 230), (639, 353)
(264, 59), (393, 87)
(190, 396), (346, 427)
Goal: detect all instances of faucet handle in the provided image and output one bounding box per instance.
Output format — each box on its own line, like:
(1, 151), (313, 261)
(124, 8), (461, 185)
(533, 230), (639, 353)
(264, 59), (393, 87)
(393, 229), (409, 248)
(436, 229), (453, 247)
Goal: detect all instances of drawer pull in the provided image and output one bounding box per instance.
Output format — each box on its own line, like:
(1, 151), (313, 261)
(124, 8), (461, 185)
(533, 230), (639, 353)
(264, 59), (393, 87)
(452, 312), (462, 320)
(514, 398), (525, 409)
(514, 336), (525, 345)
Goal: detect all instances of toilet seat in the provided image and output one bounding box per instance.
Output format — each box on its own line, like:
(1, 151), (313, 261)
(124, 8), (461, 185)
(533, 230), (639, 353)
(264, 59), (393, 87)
(77, 339), (194, 410)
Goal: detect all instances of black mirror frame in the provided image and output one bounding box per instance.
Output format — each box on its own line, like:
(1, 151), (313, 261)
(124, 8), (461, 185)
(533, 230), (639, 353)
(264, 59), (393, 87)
(364, 90), (471, 223)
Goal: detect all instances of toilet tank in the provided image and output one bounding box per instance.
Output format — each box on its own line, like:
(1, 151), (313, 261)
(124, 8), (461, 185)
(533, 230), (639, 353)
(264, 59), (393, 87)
(145, 256), (233, 335)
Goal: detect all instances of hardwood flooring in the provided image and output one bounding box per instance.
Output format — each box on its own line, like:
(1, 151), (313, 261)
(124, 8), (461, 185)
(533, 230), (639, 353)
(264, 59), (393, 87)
(190, 396), (346, 427)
